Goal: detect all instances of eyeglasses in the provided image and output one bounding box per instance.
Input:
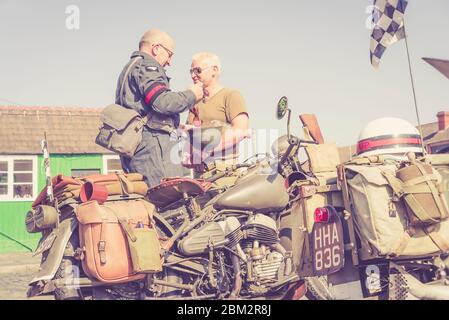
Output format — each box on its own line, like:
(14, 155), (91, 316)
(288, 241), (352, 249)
(157, 43), (174, 59)
(190, 66), (212, 75)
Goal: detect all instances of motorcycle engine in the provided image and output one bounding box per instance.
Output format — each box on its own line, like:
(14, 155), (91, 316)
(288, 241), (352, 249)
(247, 241), (284, 284)
(239, 214), (288, 291)
(178, 213), (291, 296)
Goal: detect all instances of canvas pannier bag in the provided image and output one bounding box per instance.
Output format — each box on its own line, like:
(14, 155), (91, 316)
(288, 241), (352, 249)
(346, 162), (449, 258)
(95, 104), (149, 158)
(95, 56), (149, 158)
(76, 199), (162, 283)
(385, 161), (449, 226)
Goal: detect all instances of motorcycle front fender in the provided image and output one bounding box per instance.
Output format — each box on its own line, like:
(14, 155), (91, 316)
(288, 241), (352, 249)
(29, 217), (78, 286)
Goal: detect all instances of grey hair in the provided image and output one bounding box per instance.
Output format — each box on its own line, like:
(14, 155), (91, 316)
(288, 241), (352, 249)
(192, 52), (222, 73)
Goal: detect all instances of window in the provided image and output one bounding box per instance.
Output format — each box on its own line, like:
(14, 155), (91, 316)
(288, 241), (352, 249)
(0, 156), (37, 201)
(103, 155), (124, 174)
(71, 169), (101, 178)
(0, 161), (8, 196)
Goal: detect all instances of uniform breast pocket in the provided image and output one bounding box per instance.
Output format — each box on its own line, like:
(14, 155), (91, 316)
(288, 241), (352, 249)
(148, 113), (175, 133)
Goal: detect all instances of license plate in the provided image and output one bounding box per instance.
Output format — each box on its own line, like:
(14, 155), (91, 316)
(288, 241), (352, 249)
(311, 215), (345, 276)
(33, 230), (57, 256)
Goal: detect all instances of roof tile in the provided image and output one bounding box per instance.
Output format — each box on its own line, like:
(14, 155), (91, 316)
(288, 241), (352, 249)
(0, 106), (113, 154)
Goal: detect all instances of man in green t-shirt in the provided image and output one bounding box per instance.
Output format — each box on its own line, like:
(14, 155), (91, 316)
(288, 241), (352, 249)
(185, 52), (249, 179)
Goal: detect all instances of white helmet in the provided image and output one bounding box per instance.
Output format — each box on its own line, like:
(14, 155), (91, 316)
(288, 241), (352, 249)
(357, 117), (423, 157)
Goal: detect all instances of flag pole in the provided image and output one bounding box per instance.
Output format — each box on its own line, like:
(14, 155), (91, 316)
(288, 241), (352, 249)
(403, 18), (427, 155)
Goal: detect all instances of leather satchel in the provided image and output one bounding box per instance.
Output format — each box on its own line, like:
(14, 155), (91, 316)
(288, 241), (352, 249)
(76, 199), (162, 283)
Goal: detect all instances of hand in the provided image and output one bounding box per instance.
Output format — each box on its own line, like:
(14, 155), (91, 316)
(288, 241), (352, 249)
(202, 88), (209, 103)
(179, 124), (195, 131)
(181, 148), (210, 169)
(188, 82), (204, 102)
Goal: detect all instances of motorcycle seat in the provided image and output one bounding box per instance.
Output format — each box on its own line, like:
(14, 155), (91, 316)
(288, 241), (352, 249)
(146, 177), (212, 209)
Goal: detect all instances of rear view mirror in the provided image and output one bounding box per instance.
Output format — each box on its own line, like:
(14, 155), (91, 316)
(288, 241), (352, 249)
(276, 96), (288, 120)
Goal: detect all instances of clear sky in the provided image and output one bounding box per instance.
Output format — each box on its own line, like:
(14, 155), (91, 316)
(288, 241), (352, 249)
(1, 0), (448, 150)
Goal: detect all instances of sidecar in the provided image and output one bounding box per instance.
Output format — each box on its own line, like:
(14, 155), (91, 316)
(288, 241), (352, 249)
(278, 110), (449, 300)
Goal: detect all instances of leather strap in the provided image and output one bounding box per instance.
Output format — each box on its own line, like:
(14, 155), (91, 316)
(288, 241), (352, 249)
(98, 222), (107, 264)
(102, 205), (137, 242)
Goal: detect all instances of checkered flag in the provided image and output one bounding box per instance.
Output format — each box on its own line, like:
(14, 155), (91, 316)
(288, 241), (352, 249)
(370, 0), (408, 68)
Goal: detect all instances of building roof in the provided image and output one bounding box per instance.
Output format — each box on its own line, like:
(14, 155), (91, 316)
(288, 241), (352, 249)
(418, 121), (439, 141)
(426, 129), (449, 146)
(417, 120), (449, 147)
(0, 106), (113, 154)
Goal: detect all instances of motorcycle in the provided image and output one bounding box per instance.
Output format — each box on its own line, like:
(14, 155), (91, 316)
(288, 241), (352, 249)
(26, 113), (306, 300)
(273, 96), (449, 300)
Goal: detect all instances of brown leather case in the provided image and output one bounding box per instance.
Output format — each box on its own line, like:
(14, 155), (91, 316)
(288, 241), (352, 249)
(76, 199), (156, 283)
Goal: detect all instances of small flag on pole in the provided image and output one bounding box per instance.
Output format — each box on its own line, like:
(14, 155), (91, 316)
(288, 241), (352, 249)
(422, 58), (449, 80)
(370, 0), (408, 68)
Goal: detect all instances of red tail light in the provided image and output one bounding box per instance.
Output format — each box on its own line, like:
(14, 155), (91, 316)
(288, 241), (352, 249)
(314, 207), (330, 223)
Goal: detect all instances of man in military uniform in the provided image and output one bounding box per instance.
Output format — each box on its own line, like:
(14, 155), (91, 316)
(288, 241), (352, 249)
(116, 29), (204, 187)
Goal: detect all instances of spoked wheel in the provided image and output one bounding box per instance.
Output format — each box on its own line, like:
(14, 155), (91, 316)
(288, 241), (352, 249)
(305, 276), (335, 300)
(150, 212), (198, 299)
(54, 232), (86, 300)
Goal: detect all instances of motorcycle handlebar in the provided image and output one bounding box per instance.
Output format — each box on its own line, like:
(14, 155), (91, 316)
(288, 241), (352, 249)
(279, 137), (317, 164)
(205, 163), (252, 183)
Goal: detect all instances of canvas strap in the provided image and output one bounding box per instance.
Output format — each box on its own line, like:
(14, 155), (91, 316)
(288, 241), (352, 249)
(118, 56), (150, 128)
(388, 227), (418, 257)
(383, 163), (445, 226)
(119, 57), (142, 106)
(141, 201), (156, 228)
(404, 194), (440, 224)
(389, 214), (449, 256)
(346, 155), (385, 166)
(381, 170), (404, 199)
(424, 226), (449, 252)
(413, 161), (447, 220)
(350, 209), (377, 257)
(116, 173), (133, 196)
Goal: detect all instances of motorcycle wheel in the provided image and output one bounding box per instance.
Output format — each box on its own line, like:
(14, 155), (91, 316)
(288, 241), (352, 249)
(54, 233), (84, 300)
(151, 215), (194, 299)
(305, 276), (335, 300)
(154, 268), (191, 298)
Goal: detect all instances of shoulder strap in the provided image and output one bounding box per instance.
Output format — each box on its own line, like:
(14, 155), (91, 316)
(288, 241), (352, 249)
(119, 56), (143, 105)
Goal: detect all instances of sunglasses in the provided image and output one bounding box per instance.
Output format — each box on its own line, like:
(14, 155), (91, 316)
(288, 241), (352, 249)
(190, 66), (212, 75)
(157, 43), (174, 59)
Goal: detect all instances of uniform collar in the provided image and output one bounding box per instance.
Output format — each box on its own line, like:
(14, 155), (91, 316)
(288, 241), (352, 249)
(130, 51), (162, 67)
